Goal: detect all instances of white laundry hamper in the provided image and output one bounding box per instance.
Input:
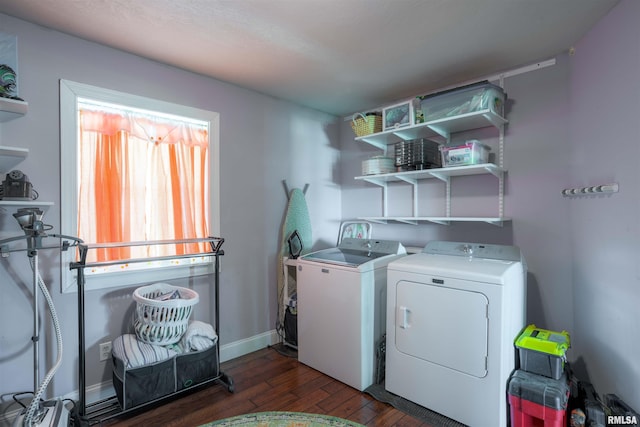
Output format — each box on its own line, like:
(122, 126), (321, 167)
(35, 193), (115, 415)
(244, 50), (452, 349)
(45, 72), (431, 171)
(133, 282), (199, 345)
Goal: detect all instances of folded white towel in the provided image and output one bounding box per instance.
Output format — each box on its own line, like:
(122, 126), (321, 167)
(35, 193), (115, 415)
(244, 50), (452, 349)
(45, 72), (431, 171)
(181, 320), (218, 352)
(113, 334), (177, 368)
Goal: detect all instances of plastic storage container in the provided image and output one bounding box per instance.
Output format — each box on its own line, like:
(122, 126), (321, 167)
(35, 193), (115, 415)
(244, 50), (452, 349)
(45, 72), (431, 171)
(420, 81), (505, 122)
(515, 324), (570, 380)
(440, 140), (489, 167)
(508, 369), (570, 427)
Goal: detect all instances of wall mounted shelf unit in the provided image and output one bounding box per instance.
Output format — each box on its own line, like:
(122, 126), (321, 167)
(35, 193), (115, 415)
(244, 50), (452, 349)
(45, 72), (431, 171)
(0, 100), (52, 216)
(354, 107), (510, 225)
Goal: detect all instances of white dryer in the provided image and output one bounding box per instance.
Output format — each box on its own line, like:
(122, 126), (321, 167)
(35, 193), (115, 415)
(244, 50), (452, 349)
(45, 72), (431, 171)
(296, 238), (406, 391)
(385, 241), (526, 427)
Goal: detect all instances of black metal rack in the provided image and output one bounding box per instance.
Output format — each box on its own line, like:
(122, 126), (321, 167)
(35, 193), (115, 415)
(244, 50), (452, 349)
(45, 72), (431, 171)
(70, 237), (233, 424)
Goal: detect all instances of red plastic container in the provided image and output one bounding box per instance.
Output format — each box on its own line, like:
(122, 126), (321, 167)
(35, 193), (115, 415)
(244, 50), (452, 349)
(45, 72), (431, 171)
(508, 394), (567, 427)
(508, 369), (569, 427)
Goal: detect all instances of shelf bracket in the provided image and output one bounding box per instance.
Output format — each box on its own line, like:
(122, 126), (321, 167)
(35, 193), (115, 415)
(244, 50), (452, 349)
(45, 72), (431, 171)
(395, 176), (419, 217)
(395, 218), (419, 225)
(427, 171), (450, 183)
(395, 176), (417, 186)
(356, 136), (387, 151)
(358, 217), (388, 225)
(482, 112), (508, 130)
(482, 164), (503, 179)
(428, 218), (451, 225)
(361, 177), (387, 187)
(360, 178), (390, 217)
(425, 124), (450, 141)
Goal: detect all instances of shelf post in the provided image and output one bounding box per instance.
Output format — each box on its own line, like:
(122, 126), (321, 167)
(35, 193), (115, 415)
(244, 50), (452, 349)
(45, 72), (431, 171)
(498, 124), (505, 218)
(382, 183), (389, 217)
(396, 176), (418, 217)
(445, 180), (451, 218)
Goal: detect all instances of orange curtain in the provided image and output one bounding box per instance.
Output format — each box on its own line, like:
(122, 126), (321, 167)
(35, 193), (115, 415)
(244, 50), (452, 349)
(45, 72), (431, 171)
(78, 108), (210, 263)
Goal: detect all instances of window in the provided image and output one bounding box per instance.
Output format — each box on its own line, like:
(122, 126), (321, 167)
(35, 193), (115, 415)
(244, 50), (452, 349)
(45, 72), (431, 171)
(60, 80), (220, 292)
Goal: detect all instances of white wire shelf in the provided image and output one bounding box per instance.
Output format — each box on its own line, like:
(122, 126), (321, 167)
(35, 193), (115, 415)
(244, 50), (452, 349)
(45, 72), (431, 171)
(354, 109), (508, 149)
(359, 216), (511, 226)
(355, 163), (505, 184)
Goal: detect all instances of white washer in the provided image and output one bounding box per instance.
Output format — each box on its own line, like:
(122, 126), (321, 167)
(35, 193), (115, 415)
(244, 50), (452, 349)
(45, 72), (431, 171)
(386, 241), (526, 427)
(296, 238), (406, 391)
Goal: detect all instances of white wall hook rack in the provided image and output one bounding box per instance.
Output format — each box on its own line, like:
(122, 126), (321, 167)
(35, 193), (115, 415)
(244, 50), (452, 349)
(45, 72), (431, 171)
(561, 183), (619, 197)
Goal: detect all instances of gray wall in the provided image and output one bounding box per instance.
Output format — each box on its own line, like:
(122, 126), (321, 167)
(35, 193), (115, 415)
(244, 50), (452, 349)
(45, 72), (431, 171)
(568, 0), (640, 409)
(0, 13), (341, 410)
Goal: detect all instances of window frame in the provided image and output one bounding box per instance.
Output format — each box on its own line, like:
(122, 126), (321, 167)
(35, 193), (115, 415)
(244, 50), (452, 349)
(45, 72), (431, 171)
(59, 79), (220, 293)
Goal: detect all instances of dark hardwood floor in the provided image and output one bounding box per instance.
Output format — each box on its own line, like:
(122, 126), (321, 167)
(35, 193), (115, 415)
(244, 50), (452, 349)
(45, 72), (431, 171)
(102, 346), (432, 427)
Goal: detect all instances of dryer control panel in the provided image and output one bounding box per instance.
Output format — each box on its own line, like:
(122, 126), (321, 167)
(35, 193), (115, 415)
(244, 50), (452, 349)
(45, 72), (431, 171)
(422, 241), (522, 262)
(339, 238), (406, 255)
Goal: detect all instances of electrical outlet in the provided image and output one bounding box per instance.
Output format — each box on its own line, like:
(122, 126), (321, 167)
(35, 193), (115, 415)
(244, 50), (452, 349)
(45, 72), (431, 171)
(99, 341), (112, 361)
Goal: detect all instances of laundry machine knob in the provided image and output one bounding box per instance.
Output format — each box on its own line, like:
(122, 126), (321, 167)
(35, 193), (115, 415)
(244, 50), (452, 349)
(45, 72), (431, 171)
(462, 244), (473, 255)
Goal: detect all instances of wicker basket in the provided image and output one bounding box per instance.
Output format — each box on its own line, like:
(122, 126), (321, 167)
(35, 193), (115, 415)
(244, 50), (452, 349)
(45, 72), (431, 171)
(351, 113), (382, 137)
(133, 283), (199, 345)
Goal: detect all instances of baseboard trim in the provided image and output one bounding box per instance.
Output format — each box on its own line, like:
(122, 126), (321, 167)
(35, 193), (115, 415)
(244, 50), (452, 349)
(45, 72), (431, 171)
(0, 330), (281, 426)
(220, 329), (280, 362)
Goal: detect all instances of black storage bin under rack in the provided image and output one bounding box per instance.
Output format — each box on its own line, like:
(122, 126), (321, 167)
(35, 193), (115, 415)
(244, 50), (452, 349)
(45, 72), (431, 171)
(113, 353), (175, 410)
(176, 344), (219, 391)
(112, 336), (219, 410)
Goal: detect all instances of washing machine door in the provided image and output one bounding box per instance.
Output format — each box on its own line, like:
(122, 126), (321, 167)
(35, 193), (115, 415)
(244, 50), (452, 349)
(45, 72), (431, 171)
(395, 278), (489, 378)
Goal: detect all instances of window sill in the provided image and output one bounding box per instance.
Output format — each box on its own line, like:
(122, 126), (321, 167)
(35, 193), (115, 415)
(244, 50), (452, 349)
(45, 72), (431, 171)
(62, 258), (215, 293)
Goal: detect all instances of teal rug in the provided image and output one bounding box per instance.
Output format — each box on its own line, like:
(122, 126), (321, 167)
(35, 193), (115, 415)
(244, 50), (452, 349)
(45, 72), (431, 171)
(201, 411), (364, 427)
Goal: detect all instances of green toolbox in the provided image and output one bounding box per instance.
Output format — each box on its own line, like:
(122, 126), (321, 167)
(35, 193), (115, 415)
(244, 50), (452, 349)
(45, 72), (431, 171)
(515, 324), (570, 380)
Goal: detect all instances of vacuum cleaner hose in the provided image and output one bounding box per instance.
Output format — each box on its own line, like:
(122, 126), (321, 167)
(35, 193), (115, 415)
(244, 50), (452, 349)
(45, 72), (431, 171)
(22, 257), (64, 426)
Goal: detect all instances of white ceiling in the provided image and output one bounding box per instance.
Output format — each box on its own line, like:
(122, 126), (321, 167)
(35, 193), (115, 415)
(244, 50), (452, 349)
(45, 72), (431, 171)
(0, 0), (619, 116)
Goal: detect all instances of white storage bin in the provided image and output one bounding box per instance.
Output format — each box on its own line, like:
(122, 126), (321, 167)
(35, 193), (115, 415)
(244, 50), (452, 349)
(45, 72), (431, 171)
(420, 81), (505, 121)
(440, 140), (490, 167)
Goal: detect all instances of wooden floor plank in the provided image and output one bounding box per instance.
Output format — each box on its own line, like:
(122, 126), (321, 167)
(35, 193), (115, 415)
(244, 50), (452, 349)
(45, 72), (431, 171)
(102, 346), (436, 427)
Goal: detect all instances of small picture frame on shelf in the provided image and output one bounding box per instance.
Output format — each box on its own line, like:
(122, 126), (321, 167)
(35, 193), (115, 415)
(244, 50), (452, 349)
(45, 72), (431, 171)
(383, 101), (413, 131)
